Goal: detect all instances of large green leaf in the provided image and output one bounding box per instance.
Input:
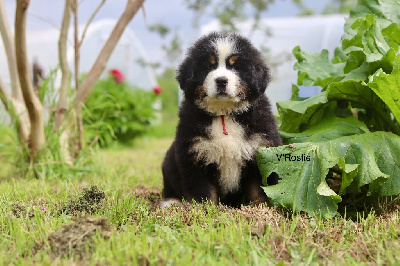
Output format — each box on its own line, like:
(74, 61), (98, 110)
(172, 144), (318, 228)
(343, 14), (392, 62)
(326, 79), (395, 132)
(382, 23), (400, 45)
(342, 12), (399, 74)
(277, 92), (330, 133)
(367, 55), (400, 124)
(327, 80), (378, 106)
(293, 46), (345, 88)
(279, 78), (394, 135)
(346, 0), (400, 29)
(280, 116), (369, 144)
(363, 15), (391, 62)
(344, 0), (400, 43)
(342, 61), (369, 82)
(257, 132), (400, 219)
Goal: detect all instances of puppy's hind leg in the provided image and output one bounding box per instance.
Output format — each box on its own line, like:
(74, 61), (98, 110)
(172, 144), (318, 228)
(242, 163), (269, 205)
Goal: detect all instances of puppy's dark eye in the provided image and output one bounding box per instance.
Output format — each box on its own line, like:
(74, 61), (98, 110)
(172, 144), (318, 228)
(209, 54), (216, 65)
(228, 55), (239, 65)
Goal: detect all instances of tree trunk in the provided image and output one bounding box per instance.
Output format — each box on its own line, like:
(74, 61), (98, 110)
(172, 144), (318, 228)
(72, 0), (85, 151)
(55, 0), (72, 130)
(15, 0), (45, 157)
(56, 0), (73, 165)
(0, 0), (22, 100)
(0, 0), (30, 144)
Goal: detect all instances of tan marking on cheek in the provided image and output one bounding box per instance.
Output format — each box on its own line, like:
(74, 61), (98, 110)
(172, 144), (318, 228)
(209, 54), (216, 65)
(195, 86), (207, 99)
(228, 55), (239, 65)
(236, 83), (250, 100)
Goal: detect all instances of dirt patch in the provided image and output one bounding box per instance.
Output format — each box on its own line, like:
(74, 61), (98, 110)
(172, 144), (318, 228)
(129, 185), (277, 230)
(237, 204), (283, 236)
(11, 202), (34, 218)
(11, 198), (48, 218)
(47, 216), (113, 258)
(154, 202), (233, 226)
(59, 185), (106, 215)
(131, 185), (162, 208)
(129, 186), (236, 228)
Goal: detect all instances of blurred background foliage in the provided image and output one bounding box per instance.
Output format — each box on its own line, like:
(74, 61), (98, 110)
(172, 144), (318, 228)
(82, 75), (160, 148)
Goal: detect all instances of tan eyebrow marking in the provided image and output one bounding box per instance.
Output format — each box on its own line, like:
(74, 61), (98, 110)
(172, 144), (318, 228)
(228, 55), (239, 65)
(209, 54), (216, 65)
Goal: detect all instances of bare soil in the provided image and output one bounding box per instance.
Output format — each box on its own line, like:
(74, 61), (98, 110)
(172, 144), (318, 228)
(59, 185), (106, 215)
(47, 216), (113, 259)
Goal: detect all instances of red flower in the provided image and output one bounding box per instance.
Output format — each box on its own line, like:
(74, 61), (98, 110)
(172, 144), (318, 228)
(109, 69), (125, 83)
(153, 86), (162, 95)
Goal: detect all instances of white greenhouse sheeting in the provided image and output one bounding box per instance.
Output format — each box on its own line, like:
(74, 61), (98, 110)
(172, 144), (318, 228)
(201, 15), (346, 112)
(0, 19), (158, 123)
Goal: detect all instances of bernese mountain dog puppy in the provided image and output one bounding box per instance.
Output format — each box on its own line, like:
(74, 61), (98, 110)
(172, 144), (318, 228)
(162, 32), (282, 208)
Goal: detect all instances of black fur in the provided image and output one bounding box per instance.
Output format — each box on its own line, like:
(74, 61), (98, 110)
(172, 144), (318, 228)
(162, 32), (282, 207)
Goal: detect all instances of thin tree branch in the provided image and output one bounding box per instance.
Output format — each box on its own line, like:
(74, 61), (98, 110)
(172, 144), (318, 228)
(0, 0), (22, 100)
(73, 0), (146, 108)
(73, 0), (79, 92)
(55, 0), (74, 165)
(27, 12), (60, 30)
(55, 0), (72, 129)
(15, 0), (45, 154)
(72, 0), (85, 150)
(80, 0), (105, 45)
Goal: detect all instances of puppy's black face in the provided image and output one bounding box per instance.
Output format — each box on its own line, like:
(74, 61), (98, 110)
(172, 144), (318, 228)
(177, 32), (271, 115)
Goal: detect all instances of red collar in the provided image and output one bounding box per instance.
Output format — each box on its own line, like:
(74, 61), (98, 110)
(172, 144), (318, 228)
(220, 115), (228, 135)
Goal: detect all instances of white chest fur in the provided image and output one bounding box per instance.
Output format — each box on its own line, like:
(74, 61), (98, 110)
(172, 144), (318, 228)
(190, 116), (264, 195)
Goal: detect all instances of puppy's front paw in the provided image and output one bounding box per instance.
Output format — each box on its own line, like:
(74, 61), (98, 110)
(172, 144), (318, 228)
(160, 198), (182, 208)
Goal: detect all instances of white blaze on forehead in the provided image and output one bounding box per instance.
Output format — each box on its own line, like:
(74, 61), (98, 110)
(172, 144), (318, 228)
(212, 36), (237, 66)
(199, 35), (244, 115)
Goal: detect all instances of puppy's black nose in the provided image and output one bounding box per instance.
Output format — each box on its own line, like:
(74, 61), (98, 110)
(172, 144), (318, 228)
(215, 77), (228, 88)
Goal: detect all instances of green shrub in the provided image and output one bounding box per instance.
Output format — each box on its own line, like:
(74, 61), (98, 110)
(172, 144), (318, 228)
(157, 68), (179, 120)
(83, 75), (159, 147)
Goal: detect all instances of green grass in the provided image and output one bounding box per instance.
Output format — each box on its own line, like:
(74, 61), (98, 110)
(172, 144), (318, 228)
(1, 137), (400, 264)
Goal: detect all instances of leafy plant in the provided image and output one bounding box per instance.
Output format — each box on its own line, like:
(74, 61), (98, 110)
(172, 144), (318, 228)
(257, 0), (400, 218)
(82, 75), (158, 147)
(0, 69), (99, 180)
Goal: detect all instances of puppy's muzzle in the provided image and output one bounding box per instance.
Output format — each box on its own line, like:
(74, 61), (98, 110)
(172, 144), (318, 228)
(215, 76), (228, 96)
